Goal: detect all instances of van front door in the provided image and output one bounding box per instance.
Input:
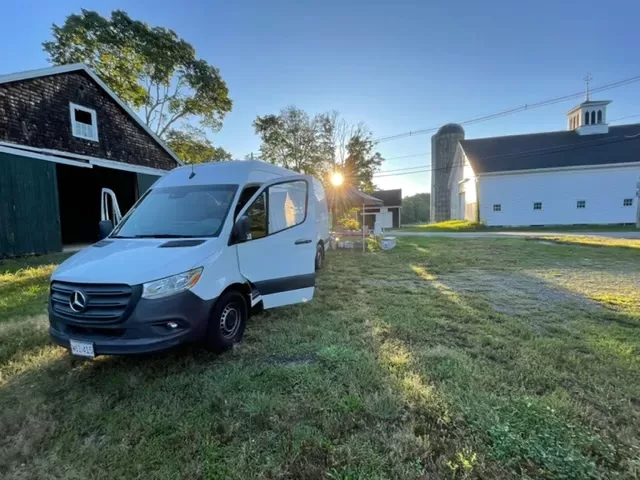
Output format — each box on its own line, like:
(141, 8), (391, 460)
(235, 175), (316, 308)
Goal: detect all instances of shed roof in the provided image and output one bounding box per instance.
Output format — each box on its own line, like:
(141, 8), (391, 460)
(0, 64), (182, 167)
(371, 189), (402, 206)
(345, 188), (384, 206)
(459, 123), (640, 174)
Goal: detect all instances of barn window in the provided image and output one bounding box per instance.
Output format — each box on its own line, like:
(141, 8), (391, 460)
(533, 202), (542, 210)
(597, 110), (603, 124)
(70, 103), (98, 141)
(576, 200), (586, 209)
(493, 204), (501, 212)
(623, 198), (633, 207)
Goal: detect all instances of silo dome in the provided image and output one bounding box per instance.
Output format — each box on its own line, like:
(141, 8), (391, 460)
(436, 123), (465, 136)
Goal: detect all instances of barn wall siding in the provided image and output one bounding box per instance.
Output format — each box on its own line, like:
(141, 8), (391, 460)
(478, 165), (640, 226)
(0, 152), (62, 257)
(0, 71), (176, 170)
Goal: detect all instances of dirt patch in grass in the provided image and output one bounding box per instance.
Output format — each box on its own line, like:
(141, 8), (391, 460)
(436, 268), (597, 316)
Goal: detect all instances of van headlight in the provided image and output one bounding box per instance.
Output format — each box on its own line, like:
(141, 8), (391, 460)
(142, 268), (203, 300)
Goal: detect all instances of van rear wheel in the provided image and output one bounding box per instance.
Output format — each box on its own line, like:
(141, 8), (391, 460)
(205, 290), (247, 352)
(315, 244), (324, 271)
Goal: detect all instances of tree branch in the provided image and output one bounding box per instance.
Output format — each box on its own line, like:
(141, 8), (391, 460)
(151, 79), (185, 136)
(157, 110), (189, 138)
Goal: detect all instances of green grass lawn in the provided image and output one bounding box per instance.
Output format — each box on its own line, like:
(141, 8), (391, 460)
(400, 219), (638, 232)
(1, 240), (639, 479)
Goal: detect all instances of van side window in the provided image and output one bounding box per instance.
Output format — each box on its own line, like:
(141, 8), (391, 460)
(235, 185), (260, 219)
(246, 192), (267, 240)
(268, 180), (307, 234)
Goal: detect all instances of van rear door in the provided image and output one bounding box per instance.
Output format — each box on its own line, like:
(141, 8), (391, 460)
(234, 175), (316, 308)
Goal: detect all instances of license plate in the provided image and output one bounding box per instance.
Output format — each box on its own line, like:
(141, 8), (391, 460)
(70, 339), (95, 358)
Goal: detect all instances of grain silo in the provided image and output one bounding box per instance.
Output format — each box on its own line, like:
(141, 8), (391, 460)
(430, 123), (465, 222)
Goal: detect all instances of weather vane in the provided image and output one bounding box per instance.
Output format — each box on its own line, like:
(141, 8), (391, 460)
(584, 73), (592, 101)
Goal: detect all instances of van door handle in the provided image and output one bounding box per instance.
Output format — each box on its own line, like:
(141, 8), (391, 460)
(294, 239), (312, 245)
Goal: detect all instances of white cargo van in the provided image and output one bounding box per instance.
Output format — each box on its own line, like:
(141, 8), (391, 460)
(48, 160), (330, 357)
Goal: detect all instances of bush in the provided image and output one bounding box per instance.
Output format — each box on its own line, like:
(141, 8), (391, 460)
(338, 207), (361, 231)
(367, 235), (381, 252)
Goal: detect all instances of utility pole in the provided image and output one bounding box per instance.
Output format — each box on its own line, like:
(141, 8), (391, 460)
(636, 178), (640, 229)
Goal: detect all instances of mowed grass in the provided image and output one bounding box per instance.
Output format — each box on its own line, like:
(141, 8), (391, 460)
(401, 219), (638, 233)
(1, 240), (639, 479)
(540, 235), (640, 249)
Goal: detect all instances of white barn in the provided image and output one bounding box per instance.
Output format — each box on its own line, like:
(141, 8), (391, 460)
(449, 98), (640, 226)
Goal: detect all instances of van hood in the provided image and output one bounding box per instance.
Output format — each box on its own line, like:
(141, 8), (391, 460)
(52, 238), (221, 285)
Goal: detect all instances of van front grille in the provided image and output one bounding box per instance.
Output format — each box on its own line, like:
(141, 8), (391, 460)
(50, 281), (134, 322)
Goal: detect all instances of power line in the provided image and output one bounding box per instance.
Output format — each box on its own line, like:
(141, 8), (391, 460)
(609, 114), (640, 124)
(373, 74), (640, 144)
(374, 164), (431, 175)
(382, 151), (431, 161)
(378, 113), (640, 173)
(367, 133), (640, 179)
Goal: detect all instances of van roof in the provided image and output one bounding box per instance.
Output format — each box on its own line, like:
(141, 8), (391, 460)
(154, 160), (300, 188)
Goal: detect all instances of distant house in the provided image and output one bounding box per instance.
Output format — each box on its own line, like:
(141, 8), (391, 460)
(447, 97), (640, 226)
(363, 189), (402, 229)
(0, 64), (181, 257)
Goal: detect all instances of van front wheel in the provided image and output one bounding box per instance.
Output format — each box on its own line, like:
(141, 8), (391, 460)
(205, 290), (247, 352)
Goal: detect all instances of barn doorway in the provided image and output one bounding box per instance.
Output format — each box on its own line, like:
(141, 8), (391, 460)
(55, 164), (138, 246)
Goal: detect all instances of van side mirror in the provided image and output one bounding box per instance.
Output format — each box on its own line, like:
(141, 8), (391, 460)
(98, 220), (114, 240)
(233, 215), (251, 243)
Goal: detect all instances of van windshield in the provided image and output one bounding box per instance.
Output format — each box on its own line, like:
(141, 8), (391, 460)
(111, 184), (238, 239)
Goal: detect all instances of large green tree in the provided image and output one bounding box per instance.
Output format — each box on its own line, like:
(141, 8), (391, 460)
(43, 9), (232, 162)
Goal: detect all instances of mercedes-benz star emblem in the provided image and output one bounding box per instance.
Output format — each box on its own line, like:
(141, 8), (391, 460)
(69, 291), (87, 313)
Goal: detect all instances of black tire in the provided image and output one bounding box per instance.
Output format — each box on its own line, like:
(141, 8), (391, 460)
(205, 290), (247, 352)
(315, 243), (324, 271)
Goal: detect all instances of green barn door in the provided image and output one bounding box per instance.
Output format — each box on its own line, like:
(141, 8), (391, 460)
(0, 152), (62, 257)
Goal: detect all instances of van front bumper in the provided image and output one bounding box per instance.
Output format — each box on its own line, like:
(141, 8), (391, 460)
(49, 288), (216, 356)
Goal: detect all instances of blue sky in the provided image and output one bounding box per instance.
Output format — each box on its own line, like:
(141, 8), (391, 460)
(3, 0), (640, 195)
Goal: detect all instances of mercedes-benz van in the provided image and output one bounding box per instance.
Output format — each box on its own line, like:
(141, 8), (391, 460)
(48, 160), (330, 358)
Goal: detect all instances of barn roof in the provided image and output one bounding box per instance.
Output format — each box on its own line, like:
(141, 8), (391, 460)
(0, 64), (182, 166)
(459, 123), (640, 174)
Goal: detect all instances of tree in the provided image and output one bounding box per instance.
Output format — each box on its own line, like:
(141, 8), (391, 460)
(252, 106), (322, 175)
(253, 107), (384, 189)
(401, 193), (430, 224)
(315, 113), (382, 191)
(343, 129), (383, 192)
(316, 110), (349, 173)
(43, 9), (232, 154)
(165, 126), (231, 164)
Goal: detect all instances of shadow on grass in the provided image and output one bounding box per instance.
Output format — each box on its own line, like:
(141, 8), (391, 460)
(397, 259), (638, 478)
